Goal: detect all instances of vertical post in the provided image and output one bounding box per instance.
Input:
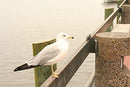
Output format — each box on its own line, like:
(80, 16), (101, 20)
(105, 8), (114, 32)
(95, 32), (130, 87)
(121, 5), (130, 23)
(32, 39), (56, 87)
(105, 8), (114, 20)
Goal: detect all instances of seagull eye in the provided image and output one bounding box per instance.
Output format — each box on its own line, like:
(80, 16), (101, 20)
(63, 35), (66, 37)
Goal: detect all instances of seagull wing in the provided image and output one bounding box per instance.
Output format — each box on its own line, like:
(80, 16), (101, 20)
(28, 42), (60, 66)
(14, 42), (60, 72)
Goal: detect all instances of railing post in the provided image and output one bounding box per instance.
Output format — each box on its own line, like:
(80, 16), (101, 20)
(121, 5), (130, 23)
(95, 32), (130, 87)
(105, 8), (114, 32)
(32, 39), (56, 87)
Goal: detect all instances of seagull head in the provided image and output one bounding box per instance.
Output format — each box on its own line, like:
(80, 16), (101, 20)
(56, 32), (74, 41)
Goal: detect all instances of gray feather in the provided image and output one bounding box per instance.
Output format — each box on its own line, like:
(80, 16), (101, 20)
(28, 42), (60, 65)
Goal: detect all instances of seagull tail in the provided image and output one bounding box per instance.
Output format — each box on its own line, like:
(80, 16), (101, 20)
(14, 63), (40, 72)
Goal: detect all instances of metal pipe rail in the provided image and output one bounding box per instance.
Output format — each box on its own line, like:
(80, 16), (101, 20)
(41, 0), (126, 87)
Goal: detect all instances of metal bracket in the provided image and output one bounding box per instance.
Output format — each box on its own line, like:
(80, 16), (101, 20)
(119, 7), (122, 14)
(86, 34), (91, 41)
(87, 34), (98, 53)
(95, 39), (98, 54)
(120, 56), (124, 69)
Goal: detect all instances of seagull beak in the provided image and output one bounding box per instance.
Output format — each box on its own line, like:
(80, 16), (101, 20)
(68, 36), (74, 39)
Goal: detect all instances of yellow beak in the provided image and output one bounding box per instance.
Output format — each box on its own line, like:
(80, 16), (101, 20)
(68, 36), (74, 39)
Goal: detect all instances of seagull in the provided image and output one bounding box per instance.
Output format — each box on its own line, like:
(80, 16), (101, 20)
(14, 32), (74, 78)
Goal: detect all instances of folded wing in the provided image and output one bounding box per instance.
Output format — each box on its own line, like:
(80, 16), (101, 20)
(28, 42), (60, 66)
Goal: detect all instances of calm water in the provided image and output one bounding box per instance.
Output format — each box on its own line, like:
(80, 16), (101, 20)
(0, 0), (117, 87)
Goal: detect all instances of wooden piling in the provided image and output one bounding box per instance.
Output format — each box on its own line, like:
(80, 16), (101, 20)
(95, 32), (130, 87)
(32, 39), (56, 87)
(105, 8), (114, 32)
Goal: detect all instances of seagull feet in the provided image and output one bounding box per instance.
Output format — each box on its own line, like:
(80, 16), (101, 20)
(52, 72), (59, 78)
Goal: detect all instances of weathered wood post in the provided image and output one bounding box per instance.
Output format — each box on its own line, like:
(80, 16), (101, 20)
(95, 32), (130, 87)
(105, 8), (114, 32)
(32, 39), (56, 87)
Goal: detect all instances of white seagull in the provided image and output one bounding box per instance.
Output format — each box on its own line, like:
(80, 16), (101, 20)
(14, 32), (74, 78)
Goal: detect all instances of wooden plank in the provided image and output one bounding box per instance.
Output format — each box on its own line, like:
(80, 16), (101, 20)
(66, 54), (95, 87)
(41, 41), (92, 87)
(84, 72), (95, 87)
(32, 39), (57, 87)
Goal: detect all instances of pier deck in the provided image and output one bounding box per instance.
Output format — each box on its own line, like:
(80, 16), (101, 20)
(66, 53), (95, 87)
